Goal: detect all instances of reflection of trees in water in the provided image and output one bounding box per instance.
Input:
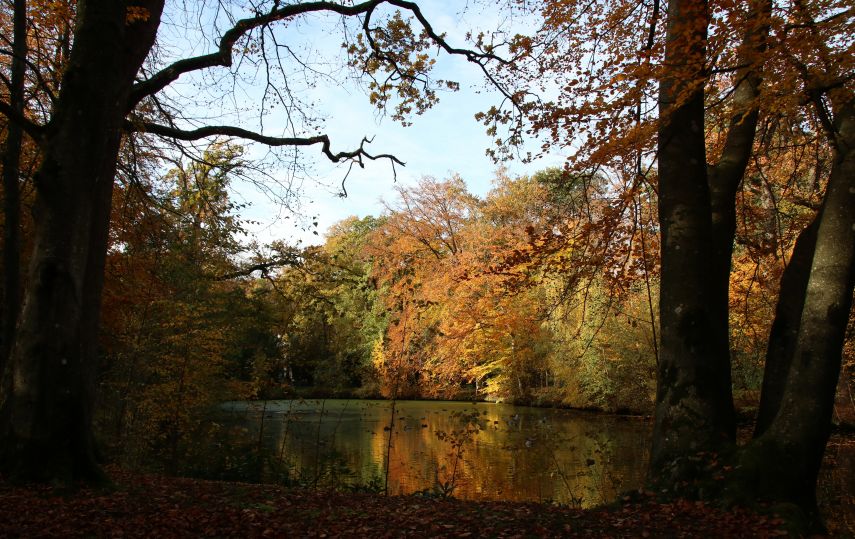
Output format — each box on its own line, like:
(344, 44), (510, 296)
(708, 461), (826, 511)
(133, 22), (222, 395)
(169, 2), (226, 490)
(241, 400), (649, 505)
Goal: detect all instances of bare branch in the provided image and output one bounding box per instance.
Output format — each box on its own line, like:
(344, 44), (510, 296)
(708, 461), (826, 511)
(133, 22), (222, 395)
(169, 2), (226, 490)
(784, 5), (855, 32)
(128, 0), (393, 109)
(0, 99), (43, 140)
(363, 0), (518, 106)
(386, 0), (507, 64)
(127, 120), (406, 166)
(129, 0), (513, 111)
(212, 257), (301, 280)
(0, 47), (59, 105)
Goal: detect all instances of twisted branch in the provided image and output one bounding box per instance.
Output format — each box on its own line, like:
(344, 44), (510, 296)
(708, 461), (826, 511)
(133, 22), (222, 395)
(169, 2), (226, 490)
(127, 120), (405, 166)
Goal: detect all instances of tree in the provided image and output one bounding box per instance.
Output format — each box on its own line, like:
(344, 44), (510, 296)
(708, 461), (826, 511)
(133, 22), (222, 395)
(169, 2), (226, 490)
(0, 0), (506, 483)
(654, 2), (853, 521)
(98, 142), (264, 470)
(263, 219), (385, 392)
(368, 176), (481, 397)
(0, 0), (26, 373)
(488, 0), (853, 524)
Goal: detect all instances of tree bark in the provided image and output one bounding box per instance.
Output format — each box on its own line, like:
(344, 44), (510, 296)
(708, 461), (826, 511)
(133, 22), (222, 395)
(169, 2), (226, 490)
(741, 100), (855, 511)
(754, 217), (819, 436)
(0, 0), (163, 483)
(0, 0), (27, 375)
(705, 0), (769, 403)
(651, 0), (736, 478)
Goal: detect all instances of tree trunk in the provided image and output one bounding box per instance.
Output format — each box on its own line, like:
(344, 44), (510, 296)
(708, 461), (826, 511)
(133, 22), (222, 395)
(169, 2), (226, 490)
(703, 0), (769, 443)
(740, 100), (855, 512)
(647, 0), (853, 526)
(651, 0), (736, 479)
(754, 217), (819, 436)
(0, 0), (27, 374)
(0, 0), (163, 483)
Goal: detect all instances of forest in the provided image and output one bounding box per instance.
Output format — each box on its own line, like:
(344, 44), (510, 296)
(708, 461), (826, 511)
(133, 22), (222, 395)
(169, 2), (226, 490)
(1, 0), (854, 536)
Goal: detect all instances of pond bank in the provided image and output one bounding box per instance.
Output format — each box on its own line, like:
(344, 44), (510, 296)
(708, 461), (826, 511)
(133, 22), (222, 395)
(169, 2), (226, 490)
(281, 386), (655, 417)
(214, 398), (853, 534)
(0, 467), (789, 537)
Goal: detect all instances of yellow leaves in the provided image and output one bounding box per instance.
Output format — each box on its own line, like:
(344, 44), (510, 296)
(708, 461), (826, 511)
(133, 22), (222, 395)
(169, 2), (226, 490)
(364, 171), (578, 400)
(371, 338), (387, 370)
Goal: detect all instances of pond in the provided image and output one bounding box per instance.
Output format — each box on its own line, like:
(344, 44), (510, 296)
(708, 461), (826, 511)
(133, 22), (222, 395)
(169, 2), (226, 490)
(220, 399), (650, 507)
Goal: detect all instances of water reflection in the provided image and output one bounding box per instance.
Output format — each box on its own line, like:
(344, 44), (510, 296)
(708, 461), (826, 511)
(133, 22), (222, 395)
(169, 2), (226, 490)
(221, 399), (651, 508)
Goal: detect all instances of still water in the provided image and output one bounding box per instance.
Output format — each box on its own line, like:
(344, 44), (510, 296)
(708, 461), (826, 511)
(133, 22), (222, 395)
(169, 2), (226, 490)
(221, 399), (650, 507)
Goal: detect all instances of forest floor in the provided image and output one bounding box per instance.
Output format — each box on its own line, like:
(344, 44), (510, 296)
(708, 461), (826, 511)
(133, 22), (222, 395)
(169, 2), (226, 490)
(0, 466), (801, 538)
(817, 430), (855, 537)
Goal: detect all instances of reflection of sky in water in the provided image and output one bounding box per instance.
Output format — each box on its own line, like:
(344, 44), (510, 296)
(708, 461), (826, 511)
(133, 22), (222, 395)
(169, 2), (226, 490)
(221, 399), (651, 507)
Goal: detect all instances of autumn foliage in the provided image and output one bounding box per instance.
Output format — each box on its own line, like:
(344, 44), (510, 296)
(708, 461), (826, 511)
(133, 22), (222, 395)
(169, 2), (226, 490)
(1, 1), (854, 533)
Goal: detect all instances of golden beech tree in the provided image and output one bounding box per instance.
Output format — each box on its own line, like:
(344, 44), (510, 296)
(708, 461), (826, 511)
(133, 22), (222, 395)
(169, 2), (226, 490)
(466, 166), (662, 409)
(486, 0), (853, 524)
(367, 176), (479, 397)
(448, 171), (566, 400)
(368, 172), (596, 402)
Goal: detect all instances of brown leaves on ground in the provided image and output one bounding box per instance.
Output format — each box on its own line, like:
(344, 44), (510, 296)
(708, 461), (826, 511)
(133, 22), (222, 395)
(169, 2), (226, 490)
(0, 468), (788, 538)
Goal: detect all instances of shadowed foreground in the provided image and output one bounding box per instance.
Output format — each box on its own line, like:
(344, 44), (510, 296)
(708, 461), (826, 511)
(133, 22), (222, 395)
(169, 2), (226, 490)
(0, 468), (790, 538)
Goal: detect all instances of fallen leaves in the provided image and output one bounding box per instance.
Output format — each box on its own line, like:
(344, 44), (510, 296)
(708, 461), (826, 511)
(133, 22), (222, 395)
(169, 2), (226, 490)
(0, 467), (791, 538)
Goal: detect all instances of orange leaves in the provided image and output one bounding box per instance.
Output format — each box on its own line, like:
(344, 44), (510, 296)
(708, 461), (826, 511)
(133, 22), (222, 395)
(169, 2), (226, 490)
(365, 169), (636, 401)
(29, 0), (75, 26)
(508, 34), (534, 56)
(289, 165), (655, 408)
(125, 6), (150, 25)
(488, 0), (851, 190)
(344, 11), (460, 125)
(366, 174), (544, 397)
(0, 468), (793, 538)
(483, 0), (665, 166)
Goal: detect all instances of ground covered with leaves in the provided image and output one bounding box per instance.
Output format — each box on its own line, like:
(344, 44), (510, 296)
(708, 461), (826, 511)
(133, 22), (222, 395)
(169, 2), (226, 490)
(0, 468), (795, 538)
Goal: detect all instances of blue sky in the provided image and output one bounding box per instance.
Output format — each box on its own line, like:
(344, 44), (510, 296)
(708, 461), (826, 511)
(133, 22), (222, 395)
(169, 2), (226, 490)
(222, 0), (564, 246)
